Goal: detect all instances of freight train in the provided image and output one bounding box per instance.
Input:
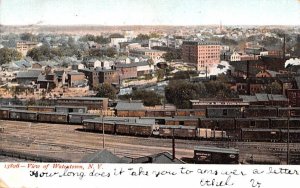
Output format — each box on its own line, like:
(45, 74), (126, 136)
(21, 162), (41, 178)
(1, 105), (300, 142)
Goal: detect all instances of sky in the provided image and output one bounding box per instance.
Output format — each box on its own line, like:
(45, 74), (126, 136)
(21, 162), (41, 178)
(0, 0), (299, 26)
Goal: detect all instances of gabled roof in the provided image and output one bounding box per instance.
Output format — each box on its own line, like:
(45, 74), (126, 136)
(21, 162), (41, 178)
(80, 149), (128, 163)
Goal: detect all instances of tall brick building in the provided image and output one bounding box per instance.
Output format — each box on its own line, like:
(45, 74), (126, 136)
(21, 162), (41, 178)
(182, 41), (221, 72)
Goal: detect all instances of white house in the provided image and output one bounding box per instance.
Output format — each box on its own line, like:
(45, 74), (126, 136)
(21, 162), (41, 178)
(110, 38), (128, 48)
(230, 52), (241, 62)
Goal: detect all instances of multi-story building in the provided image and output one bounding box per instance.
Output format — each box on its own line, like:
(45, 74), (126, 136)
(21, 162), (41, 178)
(182, 41), (221, 72)
(16, 41), (39, 56)
(129, 48), (166, 63)
(98, 69), (119, 85)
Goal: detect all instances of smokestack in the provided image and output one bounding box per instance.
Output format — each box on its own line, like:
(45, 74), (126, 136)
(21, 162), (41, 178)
(283, 34), (286, 60)
(172, 129), (175, 161)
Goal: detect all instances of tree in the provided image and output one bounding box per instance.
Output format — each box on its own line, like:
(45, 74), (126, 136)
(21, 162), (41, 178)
(156, 69), (166, 80)
(119, 90), (162, 106)
(135, 34), (150, 41)
(165, 80), (206, 108)
(20, 33), (36, 41)
(0, 48), (22, 64)
(149, 33), (160, 38)
(106, 47), (117, 58)
(96, 83), (117, 99)
(172, 71), (197, 80)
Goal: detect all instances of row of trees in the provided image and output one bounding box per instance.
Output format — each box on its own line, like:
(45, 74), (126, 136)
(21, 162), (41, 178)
(165, 80), (238, 108)
(0, 48), (22, 65)
(95, 83), (162, 106)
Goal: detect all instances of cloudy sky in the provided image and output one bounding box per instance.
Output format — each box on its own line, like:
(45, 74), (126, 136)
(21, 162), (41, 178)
(0, 0), (299, 25)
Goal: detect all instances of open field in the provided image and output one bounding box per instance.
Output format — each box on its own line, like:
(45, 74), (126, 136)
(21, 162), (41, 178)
(1, 120), (300, 163)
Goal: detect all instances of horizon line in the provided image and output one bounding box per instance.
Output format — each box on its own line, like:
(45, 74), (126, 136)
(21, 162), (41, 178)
(1, 24), (300, 27)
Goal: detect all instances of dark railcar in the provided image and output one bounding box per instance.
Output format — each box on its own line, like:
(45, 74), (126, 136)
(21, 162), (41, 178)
(159, 125), (196, 138)
(199, 118), (235, 130)
(206, 107), (243, 118)
(10, 110), (37, 122)
(68, 113), (99, 124)
(129, 123), (153, 137)
(244, 107), (277, 118)
(194, 146), (239, 164)
(37, 112), (68, 123)
(115, 123), (130, 135)
(281, 129), (300, 143)
(241, 128), (280, 142)
(270, 118), (288, 129)
(277, 107), (300, 117)
(235, 118), (270, 129)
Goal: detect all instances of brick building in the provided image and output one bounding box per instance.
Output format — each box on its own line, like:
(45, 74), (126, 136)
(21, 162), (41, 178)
(182, 41), (220, 72)
(67, 72), (86, 87)
(16, 41), (39, 56)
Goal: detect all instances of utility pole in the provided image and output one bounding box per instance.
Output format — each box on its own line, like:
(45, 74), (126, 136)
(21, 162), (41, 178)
(287, 105), (290, 164)
(102, 109), (105, 149)
(172, 128), (175, 161)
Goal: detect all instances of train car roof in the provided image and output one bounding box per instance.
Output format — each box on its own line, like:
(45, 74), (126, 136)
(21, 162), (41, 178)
(55, 105), (88, 109)
(159, 125), (196, 129)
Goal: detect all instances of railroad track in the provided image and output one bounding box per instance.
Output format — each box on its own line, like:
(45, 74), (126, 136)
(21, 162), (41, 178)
(2, 120), (300, 163)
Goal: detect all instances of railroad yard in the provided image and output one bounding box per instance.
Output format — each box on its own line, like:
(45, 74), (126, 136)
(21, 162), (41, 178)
(1, 120), (300, 164)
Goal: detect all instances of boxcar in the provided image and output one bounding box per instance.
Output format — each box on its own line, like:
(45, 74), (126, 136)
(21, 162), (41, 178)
(241, 128), (280, 142)
(281, 129), (300, 143)
(199, 118), (235, 130)
(206, 107), (243, 118)
(0, 108), (10, 120)
(115, 122), (130, 135)
(82, 120), (96, 131)
(269, 118), (287, 129)
(176, 109), (206, 117)
(174, 126), (196, 138)
(96, 121), (115, 134)
(235, 118), (269, 129)
(10, 110), (37, 121)
(194, 146), (239, 164)
(129, 123), (153, 137)
(165, 117), (198, 127)
(37, 112), (68, 123)
(199, 118), (218, 129)
(277, 107), (300, 117)
(68, 113), (99, 124)
(159, 125), (196, 138)
(244, 107), (277, 118)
